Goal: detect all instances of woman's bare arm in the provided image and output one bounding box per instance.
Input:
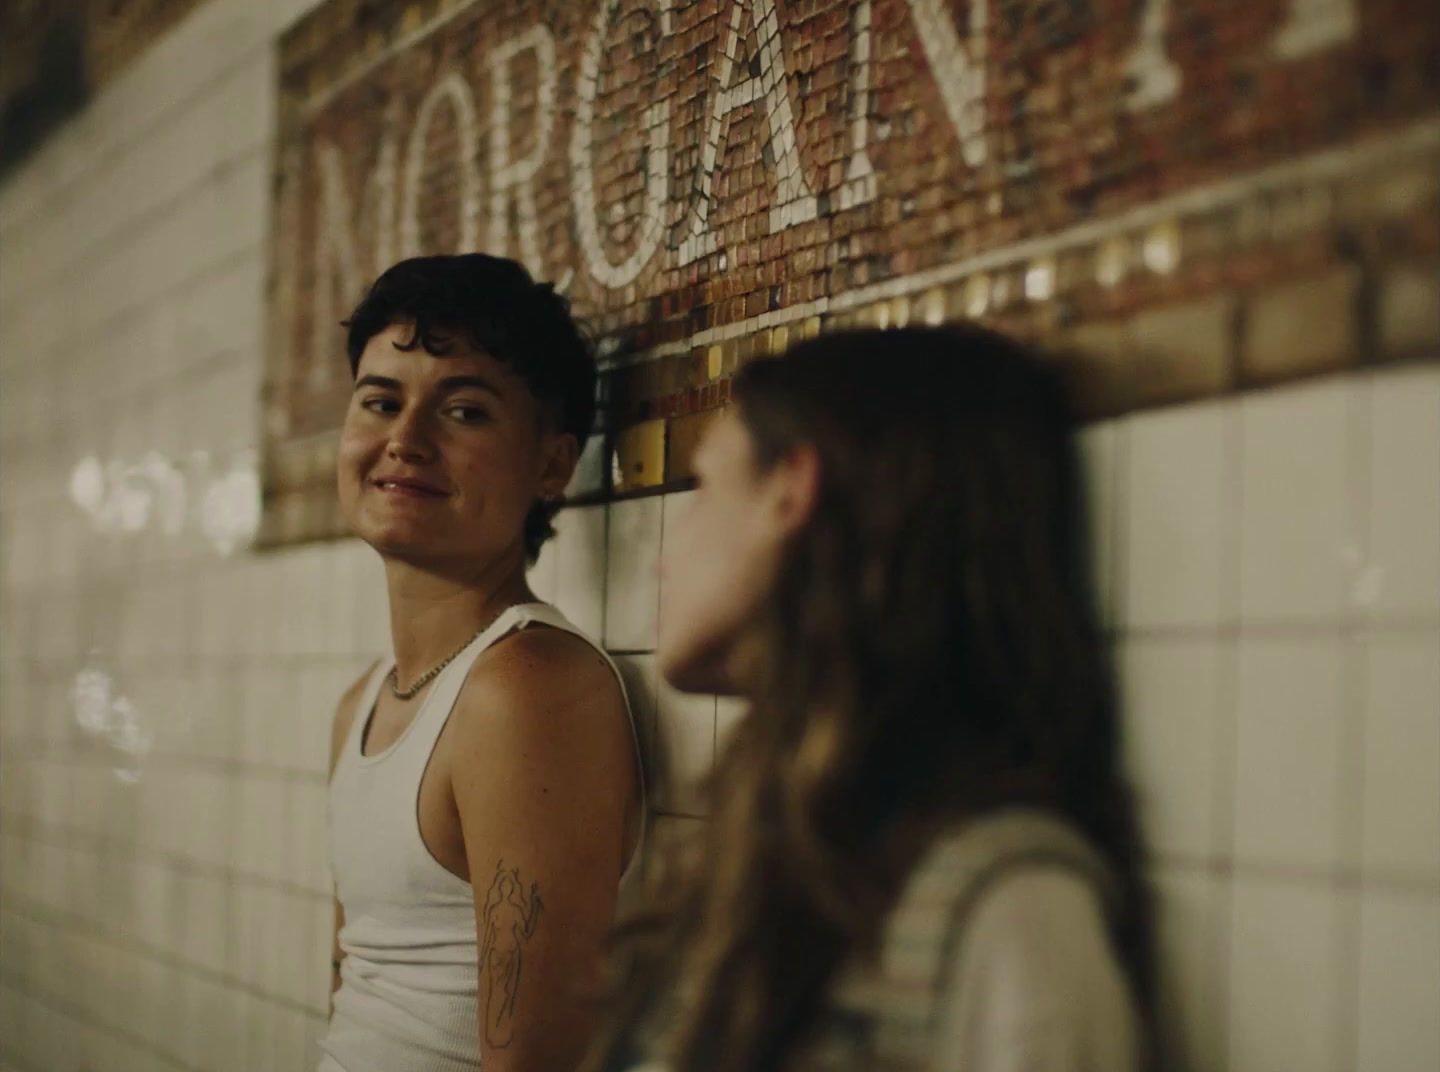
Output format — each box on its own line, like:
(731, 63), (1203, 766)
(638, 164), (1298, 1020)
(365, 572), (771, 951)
(449, 629), (639, 1071)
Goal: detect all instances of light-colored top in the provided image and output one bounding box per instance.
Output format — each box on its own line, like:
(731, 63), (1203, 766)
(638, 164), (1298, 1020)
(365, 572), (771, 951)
(320, 602), (645, 1072)
(934, 867), (1140, 1070)
(620, 809), (1140, 1072)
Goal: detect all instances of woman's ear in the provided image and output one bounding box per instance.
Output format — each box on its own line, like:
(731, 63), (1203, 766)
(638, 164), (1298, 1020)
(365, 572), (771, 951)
(539, 432), (580, 500)
(768, 443), (821, 537)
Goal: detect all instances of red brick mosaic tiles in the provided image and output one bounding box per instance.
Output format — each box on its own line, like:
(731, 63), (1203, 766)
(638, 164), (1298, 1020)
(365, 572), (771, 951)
(262, 0), (1440, 544)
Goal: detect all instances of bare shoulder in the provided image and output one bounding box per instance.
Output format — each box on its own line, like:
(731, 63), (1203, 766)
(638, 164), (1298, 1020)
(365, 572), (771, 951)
(445, 625), (632, 781)
(461, 625), (625, 724)
(330, 660), (379, 776)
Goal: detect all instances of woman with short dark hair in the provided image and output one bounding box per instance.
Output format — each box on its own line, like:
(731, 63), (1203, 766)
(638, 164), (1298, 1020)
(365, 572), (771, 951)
(322, 254), (644, 1072)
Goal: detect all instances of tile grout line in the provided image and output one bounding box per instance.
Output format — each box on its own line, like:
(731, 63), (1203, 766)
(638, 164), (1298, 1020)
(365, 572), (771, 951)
(0, 143), (270, 323)
(0, 816), (333, 901)
(0, 890), (328, 1021)
(0, 970), (200, 1072)
(1211, 389), (1246, 1069)
(1333, 367), (1376, 1072)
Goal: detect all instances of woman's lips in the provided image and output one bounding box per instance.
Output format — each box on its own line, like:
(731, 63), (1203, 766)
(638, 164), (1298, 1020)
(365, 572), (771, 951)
(373, 479), (446, 499)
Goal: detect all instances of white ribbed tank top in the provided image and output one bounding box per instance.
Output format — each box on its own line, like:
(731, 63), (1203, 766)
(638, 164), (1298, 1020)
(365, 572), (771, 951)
(319, 602), (646, 1072)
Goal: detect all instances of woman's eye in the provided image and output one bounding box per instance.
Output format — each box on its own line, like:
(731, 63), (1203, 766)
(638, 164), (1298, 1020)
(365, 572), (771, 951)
(361, 396), (400, 415)
(446, 404), (491, 424)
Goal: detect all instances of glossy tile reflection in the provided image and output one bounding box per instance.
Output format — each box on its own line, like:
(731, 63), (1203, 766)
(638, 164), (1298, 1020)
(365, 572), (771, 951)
(67, 448), (260, 555)
(71, 658), (151, 783)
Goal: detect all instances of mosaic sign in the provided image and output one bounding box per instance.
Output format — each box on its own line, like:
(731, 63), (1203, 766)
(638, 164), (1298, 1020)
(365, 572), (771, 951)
(263, 0), (1440, 544)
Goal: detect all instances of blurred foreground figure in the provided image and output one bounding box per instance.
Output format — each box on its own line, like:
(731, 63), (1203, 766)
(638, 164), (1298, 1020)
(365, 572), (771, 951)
(588, 326), (1154, 1072)
(321, 255), (644, 1072)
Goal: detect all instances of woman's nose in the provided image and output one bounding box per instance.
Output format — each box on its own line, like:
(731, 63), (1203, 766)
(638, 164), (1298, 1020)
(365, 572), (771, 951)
(386, 410), (436, 462)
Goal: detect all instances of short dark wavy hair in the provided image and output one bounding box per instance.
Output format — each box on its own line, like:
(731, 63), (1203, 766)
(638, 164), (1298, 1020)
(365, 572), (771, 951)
(343, 254), (597, 562)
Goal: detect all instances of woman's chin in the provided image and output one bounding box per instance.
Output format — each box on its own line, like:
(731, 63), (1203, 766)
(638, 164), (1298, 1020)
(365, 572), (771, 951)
(355, 519), (443, 560)
(657, 639), (738, 697)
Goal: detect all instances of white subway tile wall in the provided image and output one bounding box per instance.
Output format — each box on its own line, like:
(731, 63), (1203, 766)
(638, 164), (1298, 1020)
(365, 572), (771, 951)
(604, 495), (663, 651)
(1366, 366), (1440, 621)
(1226, 877), (1350, 1072)
(1121, 637), (1230, 861)
(1, 2), (1437, 1069)
(1231, 636), (1351, 872)
(549, 503), (607, 641)
(1151, 868), (1227, 1072)
(1355, 889), (1440, 1071)
(1360, 635), (1440, 885)
(1122, 400), (1234, 629)
(1238, 378), (1359, 625)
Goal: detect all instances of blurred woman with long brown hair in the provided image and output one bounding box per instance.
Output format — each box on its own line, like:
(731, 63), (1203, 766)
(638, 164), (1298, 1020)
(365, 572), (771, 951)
(587, 325), (1154, 1072)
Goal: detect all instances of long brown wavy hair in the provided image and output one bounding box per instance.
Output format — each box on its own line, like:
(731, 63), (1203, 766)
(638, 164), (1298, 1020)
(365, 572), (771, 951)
(588, 325), (1155, 1071)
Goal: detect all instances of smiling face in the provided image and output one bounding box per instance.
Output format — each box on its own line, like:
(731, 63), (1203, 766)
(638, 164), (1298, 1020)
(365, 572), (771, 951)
(337, 322), (577, 571)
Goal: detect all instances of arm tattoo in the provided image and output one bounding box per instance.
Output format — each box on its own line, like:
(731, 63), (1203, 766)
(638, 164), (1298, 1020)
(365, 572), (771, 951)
(479, 859), (544, 1049)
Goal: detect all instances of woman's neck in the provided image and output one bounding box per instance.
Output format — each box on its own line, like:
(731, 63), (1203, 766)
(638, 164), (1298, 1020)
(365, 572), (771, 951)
(382, 551), (536, 684)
